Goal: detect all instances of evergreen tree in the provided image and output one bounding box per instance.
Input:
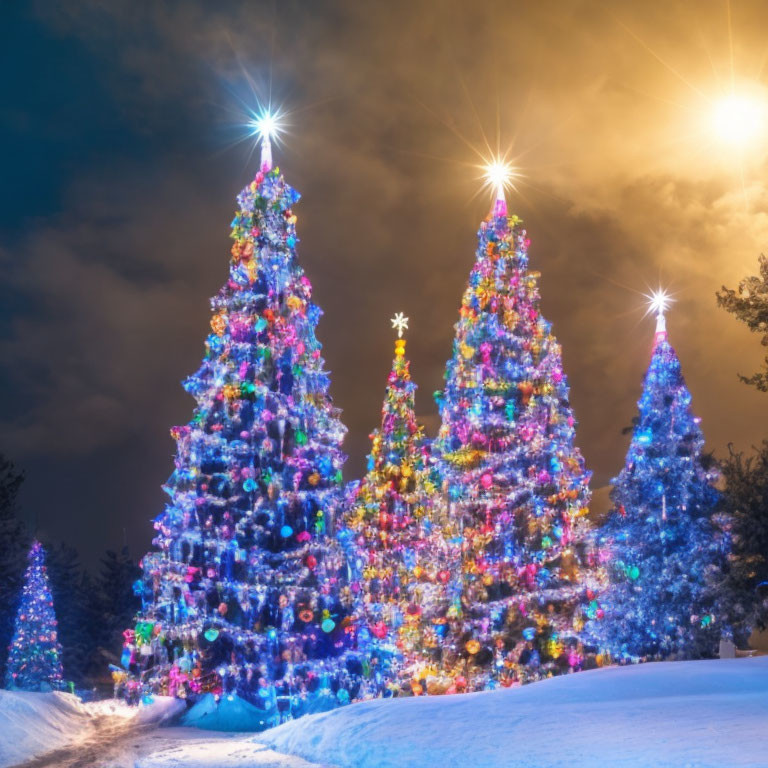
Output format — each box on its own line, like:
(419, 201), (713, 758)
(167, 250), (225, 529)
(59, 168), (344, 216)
(130, 127), (351, 710)
(717, 442), (768, 645)
(5, 541), (64, 691)
(599, 303), (724, 659)
(717, 254), (768, 391)
(45, 542), (97, 686)
(0, 453), (29, 680)
(97, 548), (141, 664)
(434, 185), (598, 688)
(341, 316), (445, 695)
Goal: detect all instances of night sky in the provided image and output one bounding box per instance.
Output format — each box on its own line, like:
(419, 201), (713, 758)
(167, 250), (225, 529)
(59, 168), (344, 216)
(2, 0), (768, 568)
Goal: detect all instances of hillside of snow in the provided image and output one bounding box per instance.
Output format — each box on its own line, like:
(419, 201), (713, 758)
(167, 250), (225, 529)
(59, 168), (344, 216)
(0, 690), (92, 767)
(263, 657), (768, 768)
(0, 690), (183, 768)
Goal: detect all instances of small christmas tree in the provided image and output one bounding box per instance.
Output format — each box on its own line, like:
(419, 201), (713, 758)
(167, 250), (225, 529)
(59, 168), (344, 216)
(341, 315), (446, 695)
(434, 178), (599, 688)
(599, 297), (724, 659)
(129, 121), (352, 713)
(5, 541), (64, 691)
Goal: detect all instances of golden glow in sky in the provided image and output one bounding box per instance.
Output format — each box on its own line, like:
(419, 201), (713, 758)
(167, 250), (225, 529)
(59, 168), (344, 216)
(710, 89), (768, 148)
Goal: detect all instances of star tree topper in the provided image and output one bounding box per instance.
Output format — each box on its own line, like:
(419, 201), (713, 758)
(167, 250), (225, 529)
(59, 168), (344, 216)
(644, 288), (673, 339)
(391, 312), (409, 338)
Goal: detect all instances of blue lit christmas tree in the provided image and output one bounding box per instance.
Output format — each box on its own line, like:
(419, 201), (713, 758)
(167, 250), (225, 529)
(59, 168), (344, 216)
(5, 541), (64, 691)
(599, 294), (724, 660)
(126, 119), (353, 712)
(433, 172), (600, 689)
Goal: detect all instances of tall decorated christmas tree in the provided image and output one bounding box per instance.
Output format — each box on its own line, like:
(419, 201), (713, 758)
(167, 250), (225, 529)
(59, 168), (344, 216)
(5, 541), (64, 691)
(434, 176), (600, 688)
(598, 297), (723, 659)
(341, 315), (447, 696)
(127, 123), (354, 713)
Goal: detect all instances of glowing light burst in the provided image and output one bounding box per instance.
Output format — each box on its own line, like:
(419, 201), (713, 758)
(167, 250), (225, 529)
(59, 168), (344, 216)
(709, 90), (768, 148)
(644, 289), (673, 318)
(483, 160), (517, 199)
(247, 107), (286, 170)
(249, 108), (284, 143)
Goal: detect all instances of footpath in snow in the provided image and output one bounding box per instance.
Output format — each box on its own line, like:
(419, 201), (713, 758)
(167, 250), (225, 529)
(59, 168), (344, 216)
(263, 657), (768, 768)
(0, 690), (318, 768)
(0, 690), (183, 768)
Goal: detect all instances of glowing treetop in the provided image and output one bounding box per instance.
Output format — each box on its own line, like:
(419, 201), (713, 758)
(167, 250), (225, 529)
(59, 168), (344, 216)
(484, 160), (515, 218)
(646, 288), (673, 340)
(252, 109), (283, 172)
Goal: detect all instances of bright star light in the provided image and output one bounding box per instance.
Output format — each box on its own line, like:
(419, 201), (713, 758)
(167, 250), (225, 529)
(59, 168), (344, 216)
(644, 289), (673, 317)
(391, 312), (409, 338)
(483, 160), (516, 198)
(249, 108), (284, 143)
(710, 90), (767, 148)
(247, 107), (286, 170)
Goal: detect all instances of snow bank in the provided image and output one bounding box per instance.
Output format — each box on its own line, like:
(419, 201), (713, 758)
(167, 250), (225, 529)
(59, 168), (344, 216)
(0, 690), (185, 768)
(0, 690), (91, 767)
(263, 657), (768, 768)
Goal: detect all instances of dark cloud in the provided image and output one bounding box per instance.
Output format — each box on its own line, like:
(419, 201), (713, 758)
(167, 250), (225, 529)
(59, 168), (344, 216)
(2, 0), (768, 565)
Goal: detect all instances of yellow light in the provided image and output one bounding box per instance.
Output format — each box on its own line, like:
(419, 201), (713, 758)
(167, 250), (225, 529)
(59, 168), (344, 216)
(483, 160), (516, 198)
(710, 91), (767, 148)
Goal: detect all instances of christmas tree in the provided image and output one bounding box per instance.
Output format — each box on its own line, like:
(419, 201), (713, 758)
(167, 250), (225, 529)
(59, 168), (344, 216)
(434, 177), (599, 688)
(598, 296), (723, 659)
(128, 121), (353, 714)
(5, 541), (64, 691)
(341, 315), (446, 696)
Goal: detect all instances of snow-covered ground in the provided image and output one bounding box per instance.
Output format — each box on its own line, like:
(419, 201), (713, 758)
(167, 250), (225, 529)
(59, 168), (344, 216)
(0, 690), (91, 767)
(263, 657), (768, 768)
(0, 690), (183, 768)
(2, 658), (766, 767)
(131, 730), (319, 768)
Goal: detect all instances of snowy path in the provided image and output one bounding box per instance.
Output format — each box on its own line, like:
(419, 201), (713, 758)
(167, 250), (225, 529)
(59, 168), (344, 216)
(5, 714), (320, 768)
(14, 715), (154, 768)
(131, 729), (325, 768)
(9, 714), (322, 768)
(0, 691), (320, 768)
(15, 723), (322, 768)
